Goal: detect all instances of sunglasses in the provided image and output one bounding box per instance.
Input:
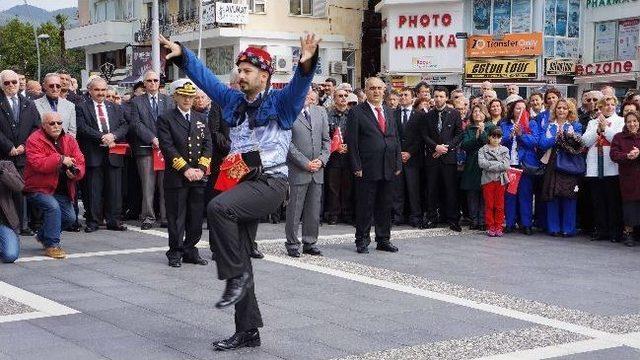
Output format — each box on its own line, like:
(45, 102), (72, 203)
(48, 84), (62, 89)
(146, 79), (160, 83)
(585, 98), (597, 102)
(3, 80), (18, 86)
(336, 94), (348, 98)
(47, 121), (63, 126)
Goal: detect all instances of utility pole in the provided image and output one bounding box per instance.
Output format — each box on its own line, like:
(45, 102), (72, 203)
(25, 0), (41, 81)
(151, 0), (160, 75)
(197, 0), (203, 59)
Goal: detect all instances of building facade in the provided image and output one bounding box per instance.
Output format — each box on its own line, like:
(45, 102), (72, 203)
(65, 0), (366, 88)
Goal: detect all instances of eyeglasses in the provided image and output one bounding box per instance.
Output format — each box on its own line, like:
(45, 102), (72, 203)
(3, 80), (18, 86)
(585, 98), (597, 102)
(48, 84), (62, 89)
(146, 79), (159, 83)
(47, 121), (63, 126)
(336, 94), (348, 98)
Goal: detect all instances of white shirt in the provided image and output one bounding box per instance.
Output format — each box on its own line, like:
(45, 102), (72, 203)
(93, 100), (110, 133)
(367, 101), (384, 121)
(148, 93), (159, 109)
(400, 106), (412, 124)
(178, 108), (191, 121)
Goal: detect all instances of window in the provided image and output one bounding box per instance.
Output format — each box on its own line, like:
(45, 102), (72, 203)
(179, 0), (198, 21)
(593, 18), (639, 62)
(249, 0), (266, 13)
(290, 0), (325, 17)
(206, 46), (235, 75)
(543, 0), (580, 58)
(472, 0), (532, 35)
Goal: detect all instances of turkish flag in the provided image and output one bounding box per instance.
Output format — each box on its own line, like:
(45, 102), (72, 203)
(518, 109), (531, 134)
(506, 167), (523, 195)
(330, 127), (343, 153)
(109, 143), (130, 155)
(153, 149), (165, 171)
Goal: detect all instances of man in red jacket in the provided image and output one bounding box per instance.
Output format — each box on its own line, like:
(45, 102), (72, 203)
(24, 112), (85, 259)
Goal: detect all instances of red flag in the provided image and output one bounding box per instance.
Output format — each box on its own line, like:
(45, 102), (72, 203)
(330, 127), (343, 153)
(109, 143), (130, 155)
(518, 108), (531, 135)
(506, 167), (523, 195)
(153, 148), (165, 171)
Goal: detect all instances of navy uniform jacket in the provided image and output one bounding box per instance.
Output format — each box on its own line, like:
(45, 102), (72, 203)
(157, 108), (212, 189)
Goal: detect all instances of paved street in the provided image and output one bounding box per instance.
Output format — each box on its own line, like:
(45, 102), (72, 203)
(1, 223), (639, 359)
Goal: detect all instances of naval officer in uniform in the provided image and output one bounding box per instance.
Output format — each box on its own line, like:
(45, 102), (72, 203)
(157, 79), (212, 267)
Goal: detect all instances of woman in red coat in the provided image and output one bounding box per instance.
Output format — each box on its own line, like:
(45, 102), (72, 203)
(610, 111), (640, 247)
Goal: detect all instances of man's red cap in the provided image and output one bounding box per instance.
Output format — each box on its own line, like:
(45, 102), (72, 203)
(236, 47), (273, 75)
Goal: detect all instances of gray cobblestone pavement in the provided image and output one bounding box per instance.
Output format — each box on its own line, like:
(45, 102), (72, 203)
(0, 223), (638, 359)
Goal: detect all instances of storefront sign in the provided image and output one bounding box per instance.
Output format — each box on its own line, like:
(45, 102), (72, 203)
(465, 58), (538, 79)
(420, 73), (462, 85)
(378, 2), (464, 73)
(544, 58), (577, 76)
(585, 0), (638, 9)
(466, 32), (543, 57)
(215, 2), (248, 25)
(575, 60), (639, 76)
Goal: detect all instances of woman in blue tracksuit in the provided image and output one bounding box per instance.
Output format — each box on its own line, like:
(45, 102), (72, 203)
(538, 99), (584, 236)
(500, 99), (539, 235)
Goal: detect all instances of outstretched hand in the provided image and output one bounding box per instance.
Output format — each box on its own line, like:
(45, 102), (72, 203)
(299, 32), (321, 63)
(159, 35), (181, 60)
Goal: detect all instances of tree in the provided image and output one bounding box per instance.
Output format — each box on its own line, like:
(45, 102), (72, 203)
(0, 18), (85, 81)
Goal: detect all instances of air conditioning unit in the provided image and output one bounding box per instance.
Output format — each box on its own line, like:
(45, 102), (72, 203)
(330, 61), (348, 75)
(272, 55), (293, 74)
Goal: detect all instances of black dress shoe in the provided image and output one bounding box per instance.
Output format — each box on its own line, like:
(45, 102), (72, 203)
(504, 226), (515, 234)
(84, 225), (99, 233)
(286, 249), (301, 258)
(549, 232), (560, 237)
(212, 329), (260, 351)
(376, 242), (398, 252)
(523, 227), (533, 235)
(20, 228), (35, 236)
(449, 223), (462, 232)
(215, 272), (250, 309)
(250, 248), (264, 259)
(140, 222), (153, 230)
(469, 224), (480, 230)
(183, 256), (208, 265)
(107, 223), (127, 231)
(302, 246), (323, 256)
(423, 220), (436, 229)
(326, 218), (338, 225)
(168, 258), (182, 268)
(66, 223), (82, 232)
(356, 245), (369, 254)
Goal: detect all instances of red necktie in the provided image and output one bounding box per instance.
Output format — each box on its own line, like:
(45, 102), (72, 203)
(97, 104), (108, 134)
(375, 107), (386, 134)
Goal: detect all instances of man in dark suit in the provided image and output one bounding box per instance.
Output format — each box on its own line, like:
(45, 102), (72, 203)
(409, 86), (463, 231)
(76, 76), (129, 233)
(0, 69), (41, 235)
(157, 79), (211, 268)
(130, 70), (174, 230)
(346, 77), (401, 254)
(393, 86), (423, 228)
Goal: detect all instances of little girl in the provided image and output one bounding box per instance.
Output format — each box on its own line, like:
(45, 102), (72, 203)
(478, 127), (511, 236)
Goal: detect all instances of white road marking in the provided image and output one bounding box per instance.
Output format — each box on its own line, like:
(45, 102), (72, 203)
(472, 338), (620, 360)
(0, 281), (79, 323)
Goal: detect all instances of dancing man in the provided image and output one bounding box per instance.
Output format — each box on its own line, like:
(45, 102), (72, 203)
(159, 33), (320, 350)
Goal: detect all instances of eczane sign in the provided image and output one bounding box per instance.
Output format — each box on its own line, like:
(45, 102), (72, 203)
(378, 2), (464, 73)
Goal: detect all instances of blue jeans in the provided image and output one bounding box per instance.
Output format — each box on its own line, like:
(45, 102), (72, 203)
(0, 224), (19, 263)
(26, 193), (75, 248)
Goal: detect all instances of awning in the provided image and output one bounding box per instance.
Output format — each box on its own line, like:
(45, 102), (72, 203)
(574, 72), (639, 84)
(118, 74), (142, 87)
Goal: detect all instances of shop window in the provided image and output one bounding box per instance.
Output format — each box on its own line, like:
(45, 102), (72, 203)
(206, 46), (235, 75)
(543, 0), (580, 58)
(472, 0), (532, 35)
(593, 18), (640, 62)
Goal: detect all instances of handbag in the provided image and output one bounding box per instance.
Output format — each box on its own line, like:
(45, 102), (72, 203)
(214, 150), (262, 192)
(520, 159), (545, 176)
(555, 149), (586, 175)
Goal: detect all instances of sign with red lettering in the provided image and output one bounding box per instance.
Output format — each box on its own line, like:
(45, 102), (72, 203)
(575, 60), (638, 76)
(378, 2), (464, 74)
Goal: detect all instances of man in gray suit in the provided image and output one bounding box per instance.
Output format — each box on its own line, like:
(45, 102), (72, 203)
(34, 73), (76, 136)
(130, 70), (174, 229)
(285, 90), (330, 257)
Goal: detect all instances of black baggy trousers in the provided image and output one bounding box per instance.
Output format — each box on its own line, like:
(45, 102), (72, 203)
(207, 175), (288, 332)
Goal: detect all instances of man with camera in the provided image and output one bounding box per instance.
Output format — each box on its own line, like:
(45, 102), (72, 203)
(23, 112), (85, 259)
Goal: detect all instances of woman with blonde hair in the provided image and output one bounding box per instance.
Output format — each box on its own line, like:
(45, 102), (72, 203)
(538, 99), (584, 237)
(581, 95), (624, 241)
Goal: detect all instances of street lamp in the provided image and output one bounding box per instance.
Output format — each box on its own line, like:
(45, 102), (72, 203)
(35, 33), (50, 82)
